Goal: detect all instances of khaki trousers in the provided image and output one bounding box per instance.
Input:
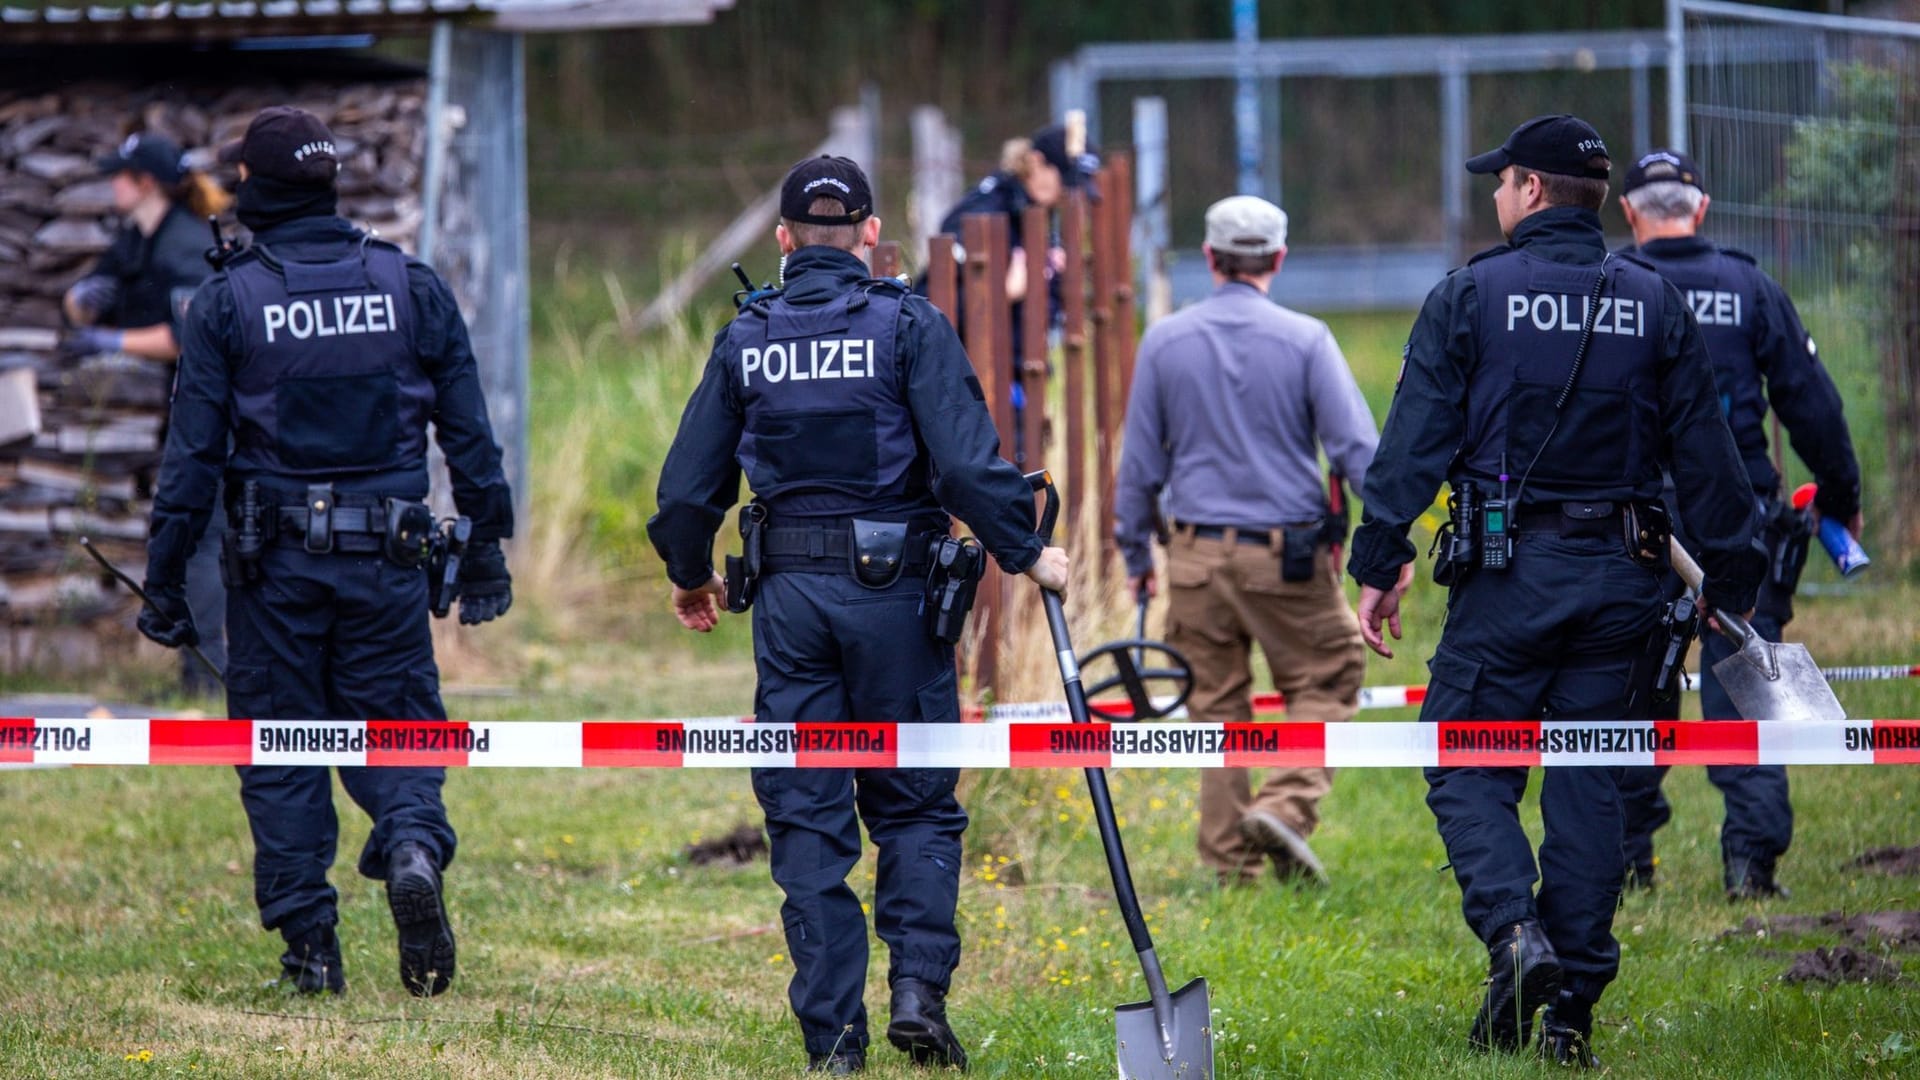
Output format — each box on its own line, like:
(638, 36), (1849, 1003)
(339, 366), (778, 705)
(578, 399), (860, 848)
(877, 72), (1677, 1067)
(1165, 529), (1366, 879)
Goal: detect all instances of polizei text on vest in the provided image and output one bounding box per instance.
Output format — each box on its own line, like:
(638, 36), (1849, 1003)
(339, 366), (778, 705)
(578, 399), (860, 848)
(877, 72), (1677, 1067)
(262, 293), (400, 344)
(741, 338), (878, 385)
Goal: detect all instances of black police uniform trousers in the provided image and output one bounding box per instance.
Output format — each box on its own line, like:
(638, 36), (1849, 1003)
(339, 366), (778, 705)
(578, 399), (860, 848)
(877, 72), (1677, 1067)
(1618, 583), (1793, 880)
(1420, 531), (1663, 1006)
(226, 541), (457, 939)
(749, 568), (967, 1058)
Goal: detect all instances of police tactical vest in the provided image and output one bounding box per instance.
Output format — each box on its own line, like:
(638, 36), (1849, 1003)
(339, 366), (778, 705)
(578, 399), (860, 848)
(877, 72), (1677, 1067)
(224, 240), (432, 479)
(1632, 245), (1770, 485)
(729, 281), (927, 516)
(1461, 250), (1671, 499)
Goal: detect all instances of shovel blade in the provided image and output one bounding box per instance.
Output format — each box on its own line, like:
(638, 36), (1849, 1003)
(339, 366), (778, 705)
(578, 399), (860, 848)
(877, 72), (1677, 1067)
(1115, 977), (1214, 1080)
(1711, 640), (1847, 723)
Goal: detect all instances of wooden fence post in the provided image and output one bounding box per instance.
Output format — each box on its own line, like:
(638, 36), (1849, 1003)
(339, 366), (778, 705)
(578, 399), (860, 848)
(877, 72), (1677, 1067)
(872, 240), (902, 281)
(926, 235), (957, 325)
(1060, 189), (1089, 544)
(961, 214), (1010, 695)
(1108, 152), (1138, 415)
(1019, 205), (1051, 474)
(1089, 174), (1119, 582)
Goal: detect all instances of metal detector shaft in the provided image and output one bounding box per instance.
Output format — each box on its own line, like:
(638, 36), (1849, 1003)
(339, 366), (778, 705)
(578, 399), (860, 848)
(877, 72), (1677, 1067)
(1028, 471), (1180, 1063)
(78, 536), (225, 688)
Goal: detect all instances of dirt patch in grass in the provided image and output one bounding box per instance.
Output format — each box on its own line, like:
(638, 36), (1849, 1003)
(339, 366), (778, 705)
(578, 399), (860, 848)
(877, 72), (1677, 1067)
(1782, 946), (1903, 985)
(683, 824), (767, 867)
(1849, 845), (1920, 876)
(1728, 910), (1920, 949)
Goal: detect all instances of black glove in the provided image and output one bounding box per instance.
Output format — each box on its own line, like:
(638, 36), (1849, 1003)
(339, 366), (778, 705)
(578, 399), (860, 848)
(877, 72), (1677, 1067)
(456, 539), (512, 625)
(66, 275), (120, 323)
(136, 581), (199, 649)
(60, 326), (123, 358)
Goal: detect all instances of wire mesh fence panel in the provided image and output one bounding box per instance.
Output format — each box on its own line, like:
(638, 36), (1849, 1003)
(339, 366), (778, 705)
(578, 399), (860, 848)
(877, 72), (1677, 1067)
(1682, 1), (1920, 563)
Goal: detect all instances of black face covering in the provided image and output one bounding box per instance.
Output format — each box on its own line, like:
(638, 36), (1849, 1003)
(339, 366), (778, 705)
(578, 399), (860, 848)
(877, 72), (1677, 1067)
(235, 175), (338, 232)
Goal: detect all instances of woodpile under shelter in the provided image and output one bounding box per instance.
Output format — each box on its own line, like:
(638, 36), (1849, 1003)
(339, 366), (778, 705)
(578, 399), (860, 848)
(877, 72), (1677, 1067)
(0, 0), (734, 670)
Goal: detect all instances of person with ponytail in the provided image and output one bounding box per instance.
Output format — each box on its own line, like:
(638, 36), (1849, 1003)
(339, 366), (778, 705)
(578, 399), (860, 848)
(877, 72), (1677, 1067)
(65, 130), (233, 696)
(62, 131), (230, 363)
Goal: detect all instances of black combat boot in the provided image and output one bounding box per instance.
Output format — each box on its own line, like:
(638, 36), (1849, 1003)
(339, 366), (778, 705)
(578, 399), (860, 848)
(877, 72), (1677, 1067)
(280, 920), (344, 995)
(1469, 919), (1562, 1053)
(807, 1050), (866, 1074)
(386, 841), (456, 996)
(1726, 855), (1790, 901)
(1538, 990), (1599, 1068)
(887, 978), (969, 1070)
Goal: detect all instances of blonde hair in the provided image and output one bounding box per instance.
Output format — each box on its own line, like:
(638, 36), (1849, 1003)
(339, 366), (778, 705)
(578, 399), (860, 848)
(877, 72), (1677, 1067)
(1000, 137), (1036, 176)
(175, 170), (231, 220)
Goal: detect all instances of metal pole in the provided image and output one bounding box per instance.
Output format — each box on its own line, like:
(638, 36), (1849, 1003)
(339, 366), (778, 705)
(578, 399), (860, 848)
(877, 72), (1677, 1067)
(1262, 76), (1283, 205)
(1133, 97), (1171, 324)
(1630, 42), (1652, 155)
(418, 18), (453, 266)
(1666, 0), (1689, 152)
(860, 81), (882, 211)
(1440, 59), (1468, 267)
(1232, 0), (1262, 195)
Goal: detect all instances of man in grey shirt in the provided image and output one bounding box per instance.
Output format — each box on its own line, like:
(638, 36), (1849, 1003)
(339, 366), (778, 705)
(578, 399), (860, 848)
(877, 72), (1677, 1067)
(1115, 194), (1379, 886)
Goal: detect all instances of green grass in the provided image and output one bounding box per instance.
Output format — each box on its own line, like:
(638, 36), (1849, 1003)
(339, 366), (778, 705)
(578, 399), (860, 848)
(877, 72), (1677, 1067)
(0, 653), (1915, 1076)
(2, 283), (1916, 1076)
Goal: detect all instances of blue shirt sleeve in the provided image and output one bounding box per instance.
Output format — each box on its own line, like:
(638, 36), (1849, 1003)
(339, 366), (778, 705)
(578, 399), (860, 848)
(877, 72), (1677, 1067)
(1113, 322), (1168, 577)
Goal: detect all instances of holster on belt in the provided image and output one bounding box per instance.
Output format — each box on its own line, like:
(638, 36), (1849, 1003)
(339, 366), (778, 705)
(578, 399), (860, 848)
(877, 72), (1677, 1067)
(427, 516), (472, 618)
(725, 503), (767, 613)
(923, 535), (985, 644)
(220, 479), (266, 588)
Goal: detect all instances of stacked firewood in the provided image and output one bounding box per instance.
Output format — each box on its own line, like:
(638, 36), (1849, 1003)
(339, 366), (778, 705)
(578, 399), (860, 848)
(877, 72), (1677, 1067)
(0, 78), (425, 666)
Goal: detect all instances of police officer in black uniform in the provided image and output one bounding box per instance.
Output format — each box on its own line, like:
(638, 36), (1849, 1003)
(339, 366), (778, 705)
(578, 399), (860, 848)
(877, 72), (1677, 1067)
(1348, 116), (1765, 1068)
(649, 155), (1069, 1074)
(138, 107), (515, 998)
(65, 131), (231, 694)
(1612, 149), (1862, 900)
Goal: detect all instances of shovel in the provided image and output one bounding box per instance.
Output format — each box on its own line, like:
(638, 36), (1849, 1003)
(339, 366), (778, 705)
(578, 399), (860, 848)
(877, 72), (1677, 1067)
(1668, 537), (1845, 723)
(1026, 471), (1214, 1080)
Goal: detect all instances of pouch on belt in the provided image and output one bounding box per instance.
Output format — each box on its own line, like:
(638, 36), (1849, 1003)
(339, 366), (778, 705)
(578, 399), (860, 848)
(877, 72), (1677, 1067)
(850, 518), (909, 588)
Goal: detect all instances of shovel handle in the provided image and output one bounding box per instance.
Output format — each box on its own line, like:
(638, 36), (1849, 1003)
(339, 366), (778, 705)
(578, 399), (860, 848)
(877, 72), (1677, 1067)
(1024, 470), (1160, 960)
(1666, 536), (1755, 649)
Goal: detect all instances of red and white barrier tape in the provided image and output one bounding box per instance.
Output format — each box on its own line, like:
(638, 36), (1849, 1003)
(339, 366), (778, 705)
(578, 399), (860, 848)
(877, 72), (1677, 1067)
(3, 717), (1917, 769)
(975, 663), (1920, 723)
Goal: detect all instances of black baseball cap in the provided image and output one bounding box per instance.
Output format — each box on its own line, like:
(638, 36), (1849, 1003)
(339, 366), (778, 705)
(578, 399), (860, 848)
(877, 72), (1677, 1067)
(779, 155), (873, 224)
(1622, 149), (1705, 195)
(1466, 114), (1611, 180)
(219, 106), (340, 187)
(97, 132), (186, 185)
(1031, 123), (1098, 188)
